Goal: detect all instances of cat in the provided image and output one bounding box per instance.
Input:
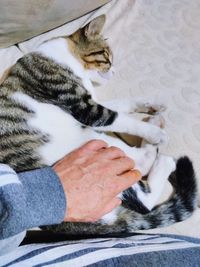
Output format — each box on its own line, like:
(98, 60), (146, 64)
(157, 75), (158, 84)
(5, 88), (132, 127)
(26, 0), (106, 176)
(0, 15), (197, 235)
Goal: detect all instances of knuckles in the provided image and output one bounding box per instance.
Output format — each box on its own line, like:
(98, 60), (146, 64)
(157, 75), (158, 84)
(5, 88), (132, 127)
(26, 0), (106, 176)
(118, 156), (135, 168)
(108, 146), (126, 157)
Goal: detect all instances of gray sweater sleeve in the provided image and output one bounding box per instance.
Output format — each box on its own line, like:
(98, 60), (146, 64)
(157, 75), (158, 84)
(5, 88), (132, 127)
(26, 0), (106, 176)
(0, 164), (66, 255)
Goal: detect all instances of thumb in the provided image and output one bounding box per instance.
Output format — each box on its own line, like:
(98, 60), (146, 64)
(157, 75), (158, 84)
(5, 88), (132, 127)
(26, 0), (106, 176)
(119, 170), (142, 190)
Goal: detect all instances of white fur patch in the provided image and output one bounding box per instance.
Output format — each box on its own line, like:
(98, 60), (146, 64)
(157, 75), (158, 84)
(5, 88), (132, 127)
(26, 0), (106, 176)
(11, 92), (92, 165)
(133, 155), (176, 210)
(101, 207), (120, 224)
(36, 38), (101, 100)
(36, 38), (85, 80)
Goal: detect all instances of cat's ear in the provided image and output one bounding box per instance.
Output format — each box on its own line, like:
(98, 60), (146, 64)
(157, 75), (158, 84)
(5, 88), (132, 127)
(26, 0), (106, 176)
(84, 15), (106, 40)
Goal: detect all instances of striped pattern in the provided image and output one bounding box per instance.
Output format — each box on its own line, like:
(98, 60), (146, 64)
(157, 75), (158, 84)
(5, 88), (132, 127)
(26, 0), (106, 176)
(0, 163), (20, 186)
(0, 165), (26, 255)
(82, 47), (112, 71)
(1, 234), (200, 267)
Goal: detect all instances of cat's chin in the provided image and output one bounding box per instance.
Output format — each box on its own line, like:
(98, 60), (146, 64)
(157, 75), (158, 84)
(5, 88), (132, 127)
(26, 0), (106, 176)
(87, 68), (114, 86)
(92, 78), (108, 87)
(98, 70), (113, 80)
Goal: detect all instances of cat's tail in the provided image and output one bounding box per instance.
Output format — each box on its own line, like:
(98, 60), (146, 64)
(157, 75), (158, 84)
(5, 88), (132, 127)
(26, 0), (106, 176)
(43, 157), (198, 236)
(123, 156), (198, 231)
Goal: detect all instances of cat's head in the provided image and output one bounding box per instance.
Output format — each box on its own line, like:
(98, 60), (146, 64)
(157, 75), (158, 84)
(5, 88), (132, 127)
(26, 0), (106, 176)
(68, 15), (113, 85)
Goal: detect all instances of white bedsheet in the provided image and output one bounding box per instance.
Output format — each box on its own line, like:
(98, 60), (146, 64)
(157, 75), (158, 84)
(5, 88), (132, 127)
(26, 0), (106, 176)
(103, 0), (200, 237)
(0, 0), (199, 237)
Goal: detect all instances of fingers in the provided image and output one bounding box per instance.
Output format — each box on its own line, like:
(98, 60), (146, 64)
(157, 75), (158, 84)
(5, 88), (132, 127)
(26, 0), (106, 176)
(119, 169), (142, 183)
(82, 140), (108, 152)
(111, 170), (142, 196)
(93, 146), (126, 161)
(74, 143), (130, 167)
(111, 157), (135, 175)
(62, 140), (108, 162)
(76, 140), (108, 157)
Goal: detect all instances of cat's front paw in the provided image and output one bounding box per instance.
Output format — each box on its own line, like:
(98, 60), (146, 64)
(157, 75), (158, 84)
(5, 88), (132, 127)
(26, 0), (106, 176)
(145, 126), (169, 145)
(147, 114), (165, 128)
(135, 102), (166, 115)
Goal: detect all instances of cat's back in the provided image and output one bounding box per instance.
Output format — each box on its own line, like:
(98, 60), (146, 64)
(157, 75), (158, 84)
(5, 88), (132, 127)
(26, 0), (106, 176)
(0, 52), (88, 171)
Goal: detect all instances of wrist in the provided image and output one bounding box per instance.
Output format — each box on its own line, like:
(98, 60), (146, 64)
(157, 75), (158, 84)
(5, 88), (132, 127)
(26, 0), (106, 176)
(18, 167), (67, 227)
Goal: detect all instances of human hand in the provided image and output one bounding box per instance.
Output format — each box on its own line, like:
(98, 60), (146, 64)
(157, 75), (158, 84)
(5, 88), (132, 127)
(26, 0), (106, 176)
(53, 140), (141, 222)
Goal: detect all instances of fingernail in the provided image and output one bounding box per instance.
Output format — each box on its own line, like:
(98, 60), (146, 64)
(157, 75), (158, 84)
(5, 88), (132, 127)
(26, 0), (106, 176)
(134, 169), (142, 179)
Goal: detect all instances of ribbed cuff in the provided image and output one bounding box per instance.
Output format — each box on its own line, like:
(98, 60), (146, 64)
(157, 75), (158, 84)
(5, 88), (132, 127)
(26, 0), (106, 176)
(18, 167), (66, 228)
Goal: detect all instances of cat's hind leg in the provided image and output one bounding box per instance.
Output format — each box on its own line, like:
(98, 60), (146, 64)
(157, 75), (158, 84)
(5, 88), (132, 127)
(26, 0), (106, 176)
(132, 114), (174, 210)
(94, 133), (158, 224)
(133, 155), (176, 211)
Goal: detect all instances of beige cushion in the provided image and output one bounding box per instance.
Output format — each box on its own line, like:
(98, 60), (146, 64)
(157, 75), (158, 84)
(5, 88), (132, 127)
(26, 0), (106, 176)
(0, 0), (109, 48)
(0, 0), (112, 83)
(0, 46), (23, 82)
(18, 1), (112, 54)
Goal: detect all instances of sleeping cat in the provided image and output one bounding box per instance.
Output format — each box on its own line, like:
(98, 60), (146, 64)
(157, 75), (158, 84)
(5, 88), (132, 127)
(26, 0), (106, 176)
(0, 15), (197, 235)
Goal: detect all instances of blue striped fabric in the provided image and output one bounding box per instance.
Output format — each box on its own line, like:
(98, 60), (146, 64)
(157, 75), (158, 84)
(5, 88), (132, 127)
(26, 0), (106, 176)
(0, 234), (200, 267)
(0, 165), (66, 255)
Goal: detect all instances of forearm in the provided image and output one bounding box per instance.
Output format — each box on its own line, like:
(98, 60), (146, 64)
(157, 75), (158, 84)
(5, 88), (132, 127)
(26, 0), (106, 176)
(0, 164), (66, 255)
